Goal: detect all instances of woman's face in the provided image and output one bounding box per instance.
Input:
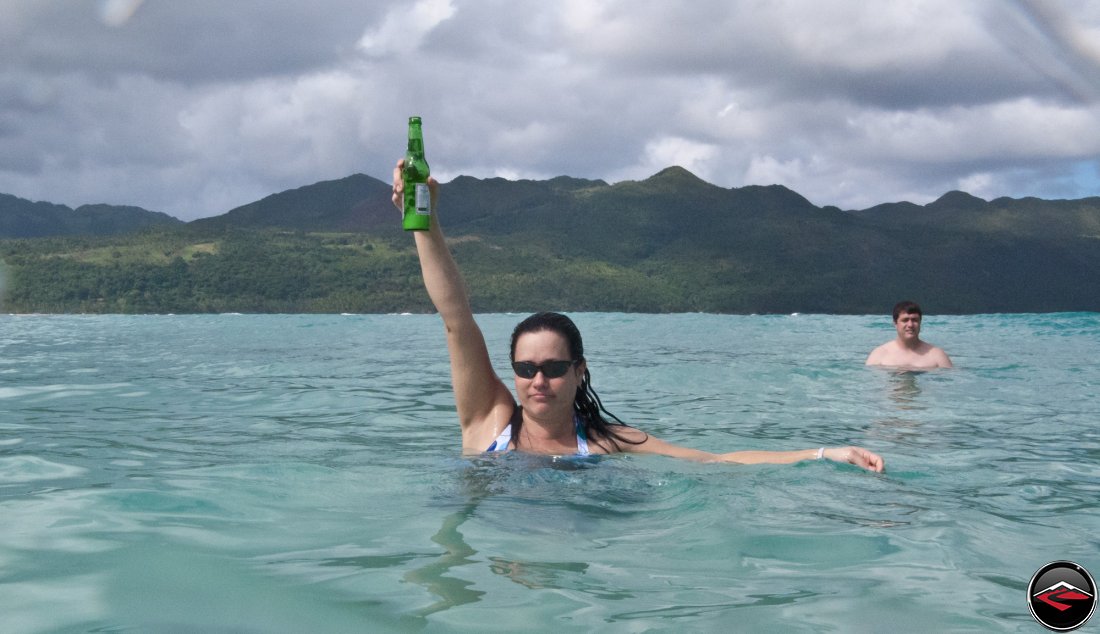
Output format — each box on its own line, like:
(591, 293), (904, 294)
(512, 330), (584, 419)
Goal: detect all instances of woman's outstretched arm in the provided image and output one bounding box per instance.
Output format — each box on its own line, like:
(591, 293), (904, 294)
(608, 428), (885, 472)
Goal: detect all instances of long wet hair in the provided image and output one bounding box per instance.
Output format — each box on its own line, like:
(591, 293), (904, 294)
(508, 312), (646, 451)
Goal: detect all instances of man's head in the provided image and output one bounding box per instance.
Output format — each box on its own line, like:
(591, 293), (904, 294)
(892, 301), (923, 342)
(892, 300), (922, 323)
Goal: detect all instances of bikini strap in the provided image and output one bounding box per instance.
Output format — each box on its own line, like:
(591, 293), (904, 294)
(485, 404), (522, 453)
(574, 413), (590, 456)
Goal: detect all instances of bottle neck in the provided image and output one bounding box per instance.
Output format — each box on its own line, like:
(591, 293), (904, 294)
(407, 119), (424, 154)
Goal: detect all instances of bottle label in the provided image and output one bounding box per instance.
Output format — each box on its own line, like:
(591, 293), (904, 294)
(414, 183), (430, 215)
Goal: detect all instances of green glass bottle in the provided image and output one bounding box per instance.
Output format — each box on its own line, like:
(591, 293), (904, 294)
(402, 116), (431, 231)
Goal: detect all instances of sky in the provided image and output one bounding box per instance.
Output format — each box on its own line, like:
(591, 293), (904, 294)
(2, 0), (1099, 221)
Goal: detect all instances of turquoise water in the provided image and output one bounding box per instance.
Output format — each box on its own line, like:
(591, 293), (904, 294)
(1, 312), (1098, 632)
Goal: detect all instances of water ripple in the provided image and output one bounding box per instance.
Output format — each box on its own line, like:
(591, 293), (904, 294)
(0, 312), (1097, 631)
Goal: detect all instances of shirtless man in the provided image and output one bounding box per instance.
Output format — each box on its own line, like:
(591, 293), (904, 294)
(866, 301), (953, 369)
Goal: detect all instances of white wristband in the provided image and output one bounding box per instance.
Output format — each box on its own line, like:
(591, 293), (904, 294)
(815, 447), (825, 460)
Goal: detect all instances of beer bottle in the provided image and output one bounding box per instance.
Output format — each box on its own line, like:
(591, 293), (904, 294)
(402, 116), (431, 231)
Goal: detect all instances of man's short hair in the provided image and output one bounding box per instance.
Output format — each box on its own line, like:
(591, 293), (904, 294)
(892, 300), (922, 322)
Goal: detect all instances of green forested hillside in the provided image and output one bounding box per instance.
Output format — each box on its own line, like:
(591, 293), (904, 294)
(2, 167), (1099, 314)
(0, 193), (182, 238)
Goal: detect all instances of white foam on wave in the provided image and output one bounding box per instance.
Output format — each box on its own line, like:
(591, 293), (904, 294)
(0, 383), (134, 400)
(0, 456), (88, 483)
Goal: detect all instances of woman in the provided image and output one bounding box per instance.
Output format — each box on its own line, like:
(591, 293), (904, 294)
(392, 160), (884, 472)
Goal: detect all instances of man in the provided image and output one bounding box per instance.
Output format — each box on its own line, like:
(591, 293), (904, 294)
(866, 301), (953, 369)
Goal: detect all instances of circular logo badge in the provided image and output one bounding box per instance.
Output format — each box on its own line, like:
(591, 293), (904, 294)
(1028, 561), (1096, 631)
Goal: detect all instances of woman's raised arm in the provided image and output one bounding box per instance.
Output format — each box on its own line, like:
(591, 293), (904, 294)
(391, 161), (513, 444)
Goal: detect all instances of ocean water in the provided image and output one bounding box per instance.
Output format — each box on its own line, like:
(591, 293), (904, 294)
(1, 312), (1097, 633)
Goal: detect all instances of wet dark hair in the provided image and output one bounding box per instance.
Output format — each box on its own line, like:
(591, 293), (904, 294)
(892, 300), (922, 323)
(509, 312), (644, 452)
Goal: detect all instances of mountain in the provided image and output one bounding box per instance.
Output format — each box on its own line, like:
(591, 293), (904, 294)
(849, 190), (1100, 239)
(2, 168), (1099, 314)
(0, 193), (182, 238)
(178, 165), (1099, 313)
(188, 173), (395, 233)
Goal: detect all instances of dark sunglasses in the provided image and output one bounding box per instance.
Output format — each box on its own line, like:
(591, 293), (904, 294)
(511, 359), (578, 379)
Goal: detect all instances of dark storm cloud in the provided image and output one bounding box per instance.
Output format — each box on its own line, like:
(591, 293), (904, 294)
(0, 0), (1097, 220)
(0, 1), (387, 83)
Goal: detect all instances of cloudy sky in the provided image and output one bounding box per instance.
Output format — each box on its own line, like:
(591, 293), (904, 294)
(2, 0), (1099, 221)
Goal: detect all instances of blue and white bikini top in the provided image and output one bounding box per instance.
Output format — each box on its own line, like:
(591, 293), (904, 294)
(486, 407), (590, 456)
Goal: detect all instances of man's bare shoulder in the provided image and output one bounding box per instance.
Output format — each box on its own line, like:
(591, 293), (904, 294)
(868, 340), (952, 369)
(865, 340), (900, 365)
(926, 344), (953, 368)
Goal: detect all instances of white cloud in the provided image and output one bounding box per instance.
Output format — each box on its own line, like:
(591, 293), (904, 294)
(958, 172), (995, 196)
(745, 154), (806, 187)
(844, 98), (1100, 164)
(358, 0), (456, 57)
(637, 137), (719, 181)
(98, 0), (145, 27)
